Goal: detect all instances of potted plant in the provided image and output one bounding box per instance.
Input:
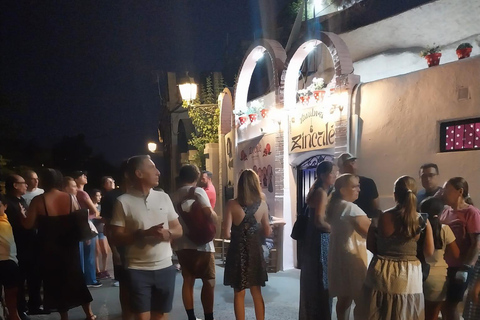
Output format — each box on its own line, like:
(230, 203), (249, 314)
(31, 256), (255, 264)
(456, 43), (473, 60)
(246, 106), (259, 123)
(420, 45), (442, 67)
(297, 89), (310, 105)
(308, 77), (327, 102)
(234, 109), (248, 126)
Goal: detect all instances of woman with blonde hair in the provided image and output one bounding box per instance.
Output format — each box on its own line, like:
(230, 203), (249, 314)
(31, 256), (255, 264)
(359, 176), (434, 319)
(326, 174), (370, 320)
(223, 169), (271, 320)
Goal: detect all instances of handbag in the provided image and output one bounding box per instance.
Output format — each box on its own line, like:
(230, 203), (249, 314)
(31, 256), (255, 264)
(291, 205), (309, 241)
(69, 196), (98, 242)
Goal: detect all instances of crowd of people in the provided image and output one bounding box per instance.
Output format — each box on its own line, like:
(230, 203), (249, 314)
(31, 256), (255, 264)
(298, 154), (480, 320)
(1, 153), (479, 320)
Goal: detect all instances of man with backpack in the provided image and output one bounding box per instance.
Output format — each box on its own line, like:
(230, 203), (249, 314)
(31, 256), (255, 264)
(172, 164), (218, 320)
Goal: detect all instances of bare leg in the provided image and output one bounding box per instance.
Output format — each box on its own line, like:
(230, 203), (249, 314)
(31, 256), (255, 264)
(181, 273), (195, 310)
(250, 286), (265, 320)
(95, 238), (101, 274)
(134, 312), (150, 320)
(425, 300), (443, 320)
(151, 312), (168, 320)
(233, 289), (246, 320)
(336, 296), (353, 320)
(201, 279), (215, 314)
(119, 281), (133, 320)
(99, 238), (109, 272)
(4, 287), (21, 320)
(81, 303), (95, 320)
(441, 301), (460, 320)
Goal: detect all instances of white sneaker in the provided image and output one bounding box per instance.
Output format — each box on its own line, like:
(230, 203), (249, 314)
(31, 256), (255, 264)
(112, 281), (120, 287)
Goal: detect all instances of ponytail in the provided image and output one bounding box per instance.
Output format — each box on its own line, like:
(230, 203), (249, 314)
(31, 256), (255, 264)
(465, 196), (474, 206)
(402, 190), (419, 238)
(394, 176), (419, 238)
(420, 197), (444, 249)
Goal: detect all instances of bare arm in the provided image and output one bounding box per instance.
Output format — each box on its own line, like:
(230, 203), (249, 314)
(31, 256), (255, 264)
(464, 233), (480, 266)
(423, 219), (435, 258)
(313, 189), (330, 232)
(366, 224), (377, 254)
(261, 205), (272, 237)
(22, 199), (38, 230)
(166, 218), (183, 240)
(353, 215), (371, 238)
(201, 206), (218, 224)
(445, 240), (460, 261)
(223, 200), (234, 239)
(372, 197), (380, 211)
(84, 197), (100, 217)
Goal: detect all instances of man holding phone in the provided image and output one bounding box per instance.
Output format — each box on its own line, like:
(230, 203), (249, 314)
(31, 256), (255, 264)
(111, 155), (183, 320)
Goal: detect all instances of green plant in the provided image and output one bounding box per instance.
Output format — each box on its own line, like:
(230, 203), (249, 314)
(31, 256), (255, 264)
(457, 43), (473, 50)
(308, 77), (326, 91)
(420, 45), (441, 57)
(182, 74), (224, 169)
(297, 89), (310, 97)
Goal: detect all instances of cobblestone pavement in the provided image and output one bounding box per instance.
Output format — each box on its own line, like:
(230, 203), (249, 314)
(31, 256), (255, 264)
(29, 261), (302, 320)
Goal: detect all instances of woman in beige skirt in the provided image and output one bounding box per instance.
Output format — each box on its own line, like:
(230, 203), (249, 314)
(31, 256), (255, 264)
(358, 176), (434, 320)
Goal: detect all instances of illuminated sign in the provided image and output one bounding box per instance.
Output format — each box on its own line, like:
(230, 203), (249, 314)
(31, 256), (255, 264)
(289, 106), (335, 153)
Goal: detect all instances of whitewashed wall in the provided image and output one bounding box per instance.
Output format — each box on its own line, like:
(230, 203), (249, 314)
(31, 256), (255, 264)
(356, 56), (480, 210)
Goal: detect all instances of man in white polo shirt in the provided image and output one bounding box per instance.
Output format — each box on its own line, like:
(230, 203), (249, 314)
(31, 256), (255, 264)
(111, 155), (183, 320)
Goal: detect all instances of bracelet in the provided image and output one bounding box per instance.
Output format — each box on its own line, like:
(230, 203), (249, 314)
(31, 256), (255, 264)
(463, 264), (474, 270)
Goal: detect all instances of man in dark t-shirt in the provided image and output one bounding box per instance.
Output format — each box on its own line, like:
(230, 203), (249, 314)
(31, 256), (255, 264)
(337, 153), (380, 218)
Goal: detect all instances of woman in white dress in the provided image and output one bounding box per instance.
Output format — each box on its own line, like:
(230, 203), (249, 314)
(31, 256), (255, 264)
(327, 173), (371, 320)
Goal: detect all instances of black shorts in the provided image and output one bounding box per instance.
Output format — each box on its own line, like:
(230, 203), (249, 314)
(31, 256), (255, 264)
(0, 260), (20, 289)
(127, 265), (176, 314)
(446, 267), (472, 303)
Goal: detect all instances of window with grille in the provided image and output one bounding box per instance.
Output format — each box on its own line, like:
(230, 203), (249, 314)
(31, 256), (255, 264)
(440, 118), (480, 152)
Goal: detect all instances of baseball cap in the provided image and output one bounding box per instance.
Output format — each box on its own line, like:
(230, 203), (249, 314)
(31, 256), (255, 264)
(337, 153), (357, 168)
(72, 171), (87, 179)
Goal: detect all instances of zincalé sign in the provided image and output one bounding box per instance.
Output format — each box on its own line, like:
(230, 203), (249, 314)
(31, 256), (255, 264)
(289, 106), (335, 153)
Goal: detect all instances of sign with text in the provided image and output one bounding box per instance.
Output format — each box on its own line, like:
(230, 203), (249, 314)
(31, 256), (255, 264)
(289, 106), (336, 153)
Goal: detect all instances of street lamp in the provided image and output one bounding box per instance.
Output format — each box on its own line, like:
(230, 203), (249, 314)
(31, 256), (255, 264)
(178, 73), (198, 103)
(147, 142), (157, 153)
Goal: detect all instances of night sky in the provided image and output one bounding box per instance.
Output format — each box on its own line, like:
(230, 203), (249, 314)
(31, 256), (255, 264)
(1, 0), (289, 165)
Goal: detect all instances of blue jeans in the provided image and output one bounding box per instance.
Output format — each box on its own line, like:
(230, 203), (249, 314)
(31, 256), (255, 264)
(79, 236), (97, 285)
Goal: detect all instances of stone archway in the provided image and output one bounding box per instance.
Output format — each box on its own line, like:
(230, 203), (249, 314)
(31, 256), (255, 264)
(284, 31), (356, 110)
(234, 39), (287, 113)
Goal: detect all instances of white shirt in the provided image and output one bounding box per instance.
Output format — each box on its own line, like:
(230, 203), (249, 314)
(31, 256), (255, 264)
(111, 189), (178, 270)
(23, 188), (44, 206)
(171, 186), (215, 253)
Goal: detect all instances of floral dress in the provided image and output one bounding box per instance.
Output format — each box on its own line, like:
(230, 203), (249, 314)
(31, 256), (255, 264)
(224, 201), (268, 290)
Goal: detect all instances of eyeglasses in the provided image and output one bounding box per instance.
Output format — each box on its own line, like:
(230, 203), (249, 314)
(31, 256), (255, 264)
(421, 173), (437, 179)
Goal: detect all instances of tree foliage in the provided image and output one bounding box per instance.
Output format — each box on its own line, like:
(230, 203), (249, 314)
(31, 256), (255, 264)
(183, 73), (225, 168)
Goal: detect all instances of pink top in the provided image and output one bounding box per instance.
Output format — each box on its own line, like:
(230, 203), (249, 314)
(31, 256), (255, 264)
(203, 183), (216, 209)
(76, 190), (95, 220)
(440, 205), (480, 267)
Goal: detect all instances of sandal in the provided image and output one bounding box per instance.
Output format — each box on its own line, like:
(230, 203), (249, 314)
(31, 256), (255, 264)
(85, 315), (97, 320)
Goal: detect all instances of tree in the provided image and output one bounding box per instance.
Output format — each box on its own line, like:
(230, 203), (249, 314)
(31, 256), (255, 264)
(183, 73), (225, 169)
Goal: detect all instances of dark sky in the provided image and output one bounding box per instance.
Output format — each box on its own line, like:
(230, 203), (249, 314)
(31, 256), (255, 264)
(1, 0), (290, 165)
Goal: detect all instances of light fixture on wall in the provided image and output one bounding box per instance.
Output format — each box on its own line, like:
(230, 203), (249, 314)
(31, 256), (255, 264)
(252, 48), (266, 62)
(178, 72), (198, 103)
(147, 142), (158, 153)
(304, 42), (318, 54)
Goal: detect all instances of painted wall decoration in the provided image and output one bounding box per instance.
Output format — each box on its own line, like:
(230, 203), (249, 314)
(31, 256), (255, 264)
(237, 134), (276, 215)
(289, 106), (336, 153)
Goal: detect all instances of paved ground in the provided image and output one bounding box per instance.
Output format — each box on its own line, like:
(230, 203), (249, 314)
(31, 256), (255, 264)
(30, 261), (303, 320)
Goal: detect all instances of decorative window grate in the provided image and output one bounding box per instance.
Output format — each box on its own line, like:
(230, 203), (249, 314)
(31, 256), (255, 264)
(440, 118), (480, 152)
